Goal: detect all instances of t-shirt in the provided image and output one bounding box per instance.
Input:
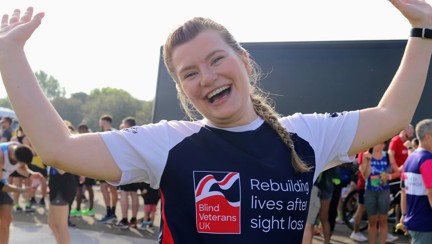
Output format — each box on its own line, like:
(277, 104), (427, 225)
(101, 111), (358, 244)
(365, 152), (390, 191)
(1, 142), (20, 180)
(389, 135), (409, 167)
(1, 128), (13, 142)
(402, 149), (432, 232)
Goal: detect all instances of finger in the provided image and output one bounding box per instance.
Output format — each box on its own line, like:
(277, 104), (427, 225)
(21, 7), (34, 23)
(1, 14), (8, 29)
(28, 12), (45, 30)
(9, 9), (21, 25)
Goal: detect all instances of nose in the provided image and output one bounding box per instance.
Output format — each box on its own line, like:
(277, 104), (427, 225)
(200, 66), (217, 86)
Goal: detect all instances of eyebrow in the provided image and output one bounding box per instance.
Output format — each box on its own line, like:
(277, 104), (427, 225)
(177, 49), (224, 75)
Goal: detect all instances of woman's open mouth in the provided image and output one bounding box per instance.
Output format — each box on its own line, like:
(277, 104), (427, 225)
(207, 85), (231, 103)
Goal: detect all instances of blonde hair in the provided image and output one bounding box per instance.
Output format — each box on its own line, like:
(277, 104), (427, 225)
(163, 17), (311, 173)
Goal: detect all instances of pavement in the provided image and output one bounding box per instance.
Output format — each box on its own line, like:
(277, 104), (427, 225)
(10, 185), (159, 244)
(10, 221), (157, 244)
(9, 185), (410, 244)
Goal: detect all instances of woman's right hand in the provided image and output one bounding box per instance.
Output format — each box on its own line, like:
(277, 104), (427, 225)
(0, 7), (44, 61)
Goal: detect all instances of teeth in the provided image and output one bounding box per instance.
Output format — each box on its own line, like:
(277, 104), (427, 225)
(207, 85), (230, 99)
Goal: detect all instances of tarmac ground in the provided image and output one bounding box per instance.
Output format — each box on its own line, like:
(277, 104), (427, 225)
(9, 185), (410, 243)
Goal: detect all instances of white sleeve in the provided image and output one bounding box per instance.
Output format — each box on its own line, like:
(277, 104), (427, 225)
(100, 120), (203, 189)
(280, 111), (359, 181)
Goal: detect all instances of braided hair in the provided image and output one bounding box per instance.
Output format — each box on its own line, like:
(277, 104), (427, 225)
(163, 17), (312, 173)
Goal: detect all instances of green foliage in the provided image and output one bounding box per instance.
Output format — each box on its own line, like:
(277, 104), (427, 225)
(35, 71), (66, 99)
(0, 98), (12, 109)
(82, 87), (148, 131)
(51, 97), (84, 128)
(1, 70), (154, 131)
(70, 92), (89, 104)
(49, 88), (153, 132)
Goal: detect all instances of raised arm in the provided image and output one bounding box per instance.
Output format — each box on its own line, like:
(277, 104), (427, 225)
(359, 152), (372, 180)
(0, 8), (121, 181)
(349, 0), (432, 156)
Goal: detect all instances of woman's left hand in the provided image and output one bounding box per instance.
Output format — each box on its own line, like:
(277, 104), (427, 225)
(389, 0), (432, 28)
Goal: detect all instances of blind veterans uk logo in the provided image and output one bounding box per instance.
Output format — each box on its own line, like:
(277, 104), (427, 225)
(193, 171), (241, 234)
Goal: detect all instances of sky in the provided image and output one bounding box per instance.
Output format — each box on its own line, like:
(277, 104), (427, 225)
(0, 0), (412, 101)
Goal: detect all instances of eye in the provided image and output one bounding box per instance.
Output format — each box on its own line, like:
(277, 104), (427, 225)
(183, 71), (198, 80)
(211, 56), (224, 65)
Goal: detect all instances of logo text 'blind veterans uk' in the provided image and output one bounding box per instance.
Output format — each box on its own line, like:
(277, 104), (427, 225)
(194, 171), (241, 234)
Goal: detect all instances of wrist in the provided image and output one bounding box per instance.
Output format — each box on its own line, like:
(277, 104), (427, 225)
(411, 28), (432, 39)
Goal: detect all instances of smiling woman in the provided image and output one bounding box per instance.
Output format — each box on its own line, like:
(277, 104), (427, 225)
(0, 1), (431, 244)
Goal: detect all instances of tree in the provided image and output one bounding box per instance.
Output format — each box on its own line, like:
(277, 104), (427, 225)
(136, 100), (153, 125)
(35, 70), (66, 99)
(51, 97), (84, 128)
(70, 92), (89, 104)
(82, 87), (145, 131)
(0, 72), (154, 130)
(0, 98), (12, 109)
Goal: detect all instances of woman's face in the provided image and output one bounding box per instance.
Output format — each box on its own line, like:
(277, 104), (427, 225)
(171, 30), (257, 127)
(373, 142), (386, 152)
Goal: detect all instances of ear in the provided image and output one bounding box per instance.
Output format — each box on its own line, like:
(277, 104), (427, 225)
(240, 51), (252, 76)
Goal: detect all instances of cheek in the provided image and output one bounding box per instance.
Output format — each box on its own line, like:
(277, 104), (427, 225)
(178, 82), (197, 102)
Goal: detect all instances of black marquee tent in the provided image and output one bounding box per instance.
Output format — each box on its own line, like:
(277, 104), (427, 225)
(152, 40), (431, 128)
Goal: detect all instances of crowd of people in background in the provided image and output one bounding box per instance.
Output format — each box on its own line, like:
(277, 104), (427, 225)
(1, 1), (432, 243)
(302, 122), (432, 244)
(0, 115), (161, 243)
(3, 112), (432, 243)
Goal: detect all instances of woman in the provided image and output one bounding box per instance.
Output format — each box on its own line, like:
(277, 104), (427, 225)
(360, 144), (400, 244)
(0, 1), (431, 243)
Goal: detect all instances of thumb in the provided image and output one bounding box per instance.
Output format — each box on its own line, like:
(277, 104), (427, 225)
(388, 0), (401, 9)
(27, 12), (44, 34)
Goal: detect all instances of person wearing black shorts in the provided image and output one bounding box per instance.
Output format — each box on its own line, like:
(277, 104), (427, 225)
(138, 182), (160, 230)
(97, 115), (118, 225)
(113, 182), (141, 229)
(27, 156), (48, 207)
(48, 166), (77, 244)
(114, 117), (140, 229)
(70, 174), (96, 217)
(69, 123), (96, 218)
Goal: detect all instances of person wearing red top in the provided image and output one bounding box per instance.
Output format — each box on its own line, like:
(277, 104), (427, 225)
(389, 126), (415, 168)
(349, 151), (368, 242)
(388, 125), (414, 234)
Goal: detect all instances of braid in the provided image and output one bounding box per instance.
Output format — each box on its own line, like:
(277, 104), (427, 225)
(251, 94), (312, 173)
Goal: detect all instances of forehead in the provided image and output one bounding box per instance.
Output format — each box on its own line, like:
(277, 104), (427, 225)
(171, 30), (232, 73)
